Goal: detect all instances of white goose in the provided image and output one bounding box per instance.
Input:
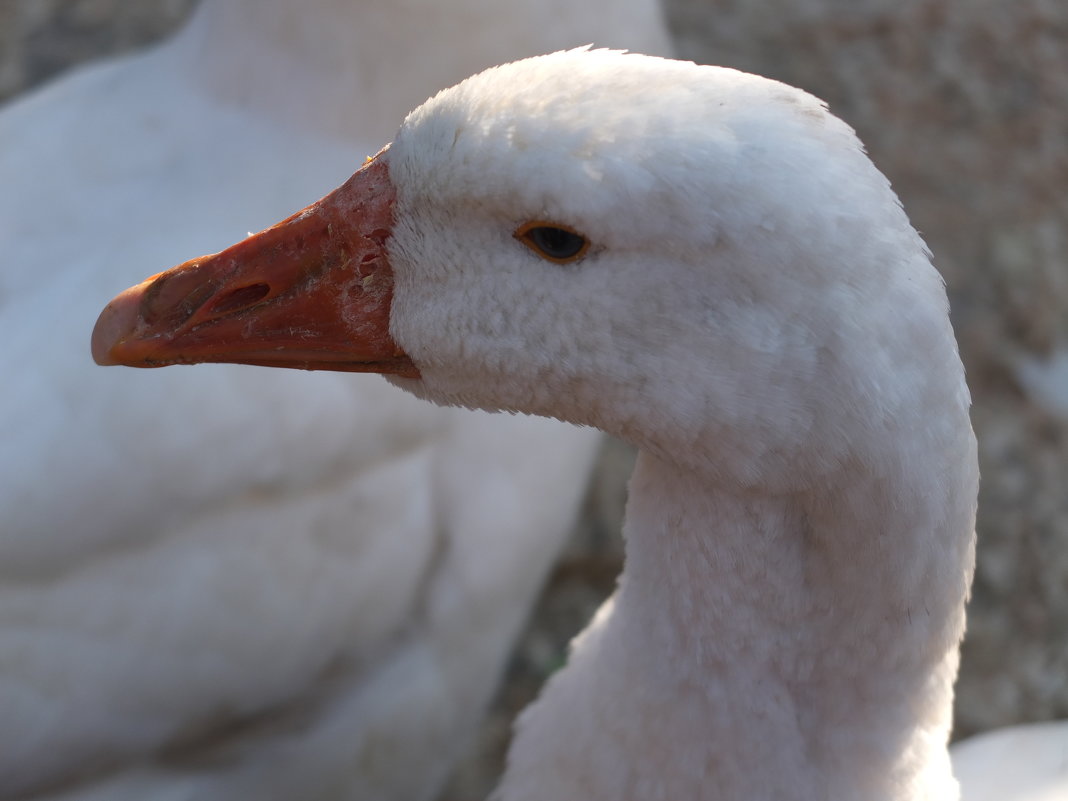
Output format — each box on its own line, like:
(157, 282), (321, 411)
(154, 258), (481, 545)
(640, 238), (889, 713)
(94, 49), (983, 799)
(1, 4), (670, 800)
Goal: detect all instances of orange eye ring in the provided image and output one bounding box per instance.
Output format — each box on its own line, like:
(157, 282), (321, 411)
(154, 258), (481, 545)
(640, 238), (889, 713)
(514, 221), (590, 264)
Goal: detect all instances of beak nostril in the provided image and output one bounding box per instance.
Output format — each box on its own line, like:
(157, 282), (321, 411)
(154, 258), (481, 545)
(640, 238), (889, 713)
(209, 283), (271, 315)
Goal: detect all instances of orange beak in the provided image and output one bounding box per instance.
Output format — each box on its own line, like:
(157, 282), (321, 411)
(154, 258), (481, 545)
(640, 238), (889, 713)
(91, 154), (418, 378)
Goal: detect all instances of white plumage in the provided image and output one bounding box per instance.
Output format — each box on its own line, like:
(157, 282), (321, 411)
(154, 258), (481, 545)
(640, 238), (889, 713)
(953, 722), (1068, 801)
(0, 5), (670, 800)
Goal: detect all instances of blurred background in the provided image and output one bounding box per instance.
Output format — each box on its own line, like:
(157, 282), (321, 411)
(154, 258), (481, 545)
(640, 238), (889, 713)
(2, 0), (1065, 798)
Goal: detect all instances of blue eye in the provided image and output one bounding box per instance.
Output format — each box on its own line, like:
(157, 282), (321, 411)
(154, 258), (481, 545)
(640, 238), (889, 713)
(515, 221), (590, 264)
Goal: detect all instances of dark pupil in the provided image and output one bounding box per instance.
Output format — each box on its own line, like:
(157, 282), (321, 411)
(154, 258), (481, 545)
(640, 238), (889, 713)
(530, 226), (585, 259)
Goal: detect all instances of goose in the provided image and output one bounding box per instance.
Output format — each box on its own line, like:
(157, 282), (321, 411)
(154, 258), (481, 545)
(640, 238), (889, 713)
(93, 49), (981, 799)
(1, 3), (670, 799)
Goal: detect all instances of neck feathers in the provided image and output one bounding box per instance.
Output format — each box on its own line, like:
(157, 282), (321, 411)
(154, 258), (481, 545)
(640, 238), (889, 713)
(500, 416), (976, 800)
(173, 0), (671, 144)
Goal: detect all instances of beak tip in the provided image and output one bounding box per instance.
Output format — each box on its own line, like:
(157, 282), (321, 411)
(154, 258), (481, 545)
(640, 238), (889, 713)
(91, 285), (142, 366)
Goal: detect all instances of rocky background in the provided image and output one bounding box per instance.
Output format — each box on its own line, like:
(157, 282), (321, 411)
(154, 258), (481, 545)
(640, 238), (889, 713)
(3, 0), (1065, 797)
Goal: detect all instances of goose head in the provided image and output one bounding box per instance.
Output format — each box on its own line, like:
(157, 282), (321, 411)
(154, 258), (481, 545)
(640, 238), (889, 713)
(93, 48), (977, 798)
(94, 49), (966, 494)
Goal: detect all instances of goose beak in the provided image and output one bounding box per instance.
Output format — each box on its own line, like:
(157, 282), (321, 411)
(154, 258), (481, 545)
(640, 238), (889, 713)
(91, 153), (418, 378)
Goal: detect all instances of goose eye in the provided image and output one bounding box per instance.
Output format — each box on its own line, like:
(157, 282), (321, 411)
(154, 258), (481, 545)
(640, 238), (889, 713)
(514, 221), (590, 264)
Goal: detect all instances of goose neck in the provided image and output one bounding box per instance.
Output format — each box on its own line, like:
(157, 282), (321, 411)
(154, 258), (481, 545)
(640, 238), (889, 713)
(171, 0), (671, 144)
(608, 449), (972, 798)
